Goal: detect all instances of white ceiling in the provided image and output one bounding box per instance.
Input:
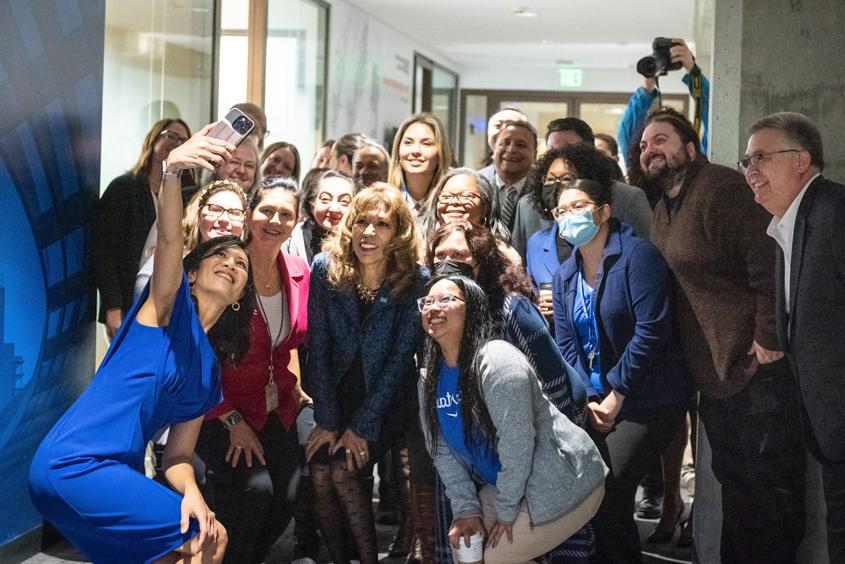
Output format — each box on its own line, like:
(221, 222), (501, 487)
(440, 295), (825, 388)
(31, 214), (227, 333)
(344, 0), (697, 71)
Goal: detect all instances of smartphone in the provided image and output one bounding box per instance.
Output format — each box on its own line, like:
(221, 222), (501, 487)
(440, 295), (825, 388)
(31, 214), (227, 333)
(207, 107), (255, 147)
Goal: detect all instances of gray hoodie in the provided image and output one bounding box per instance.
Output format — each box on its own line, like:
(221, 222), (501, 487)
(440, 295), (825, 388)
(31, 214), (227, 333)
(420, 340), (608, 525)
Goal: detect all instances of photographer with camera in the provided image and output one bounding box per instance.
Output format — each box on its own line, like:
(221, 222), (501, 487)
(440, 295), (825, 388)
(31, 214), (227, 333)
(617, 38), (709, 172)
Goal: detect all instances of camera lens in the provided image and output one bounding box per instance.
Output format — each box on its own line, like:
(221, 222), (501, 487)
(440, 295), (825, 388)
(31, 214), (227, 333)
(232, 116), (251, 134)
(636, 56), (658, 78)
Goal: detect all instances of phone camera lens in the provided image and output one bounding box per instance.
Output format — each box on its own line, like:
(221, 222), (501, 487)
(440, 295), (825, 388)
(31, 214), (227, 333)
(232, 116), (251, 134)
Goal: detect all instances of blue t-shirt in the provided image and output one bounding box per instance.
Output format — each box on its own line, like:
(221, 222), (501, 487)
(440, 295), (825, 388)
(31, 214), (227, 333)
(436, 361), (501, 485)
(573, 269), (604, 395)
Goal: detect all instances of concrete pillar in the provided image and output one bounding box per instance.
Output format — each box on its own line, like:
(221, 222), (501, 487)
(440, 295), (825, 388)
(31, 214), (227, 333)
(700, 1), (845, 561)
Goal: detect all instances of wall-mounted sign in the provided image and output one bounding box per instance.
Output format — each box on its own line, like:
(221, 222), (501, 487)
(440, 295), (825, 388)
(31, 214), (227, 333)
(559, 68), (583, 88)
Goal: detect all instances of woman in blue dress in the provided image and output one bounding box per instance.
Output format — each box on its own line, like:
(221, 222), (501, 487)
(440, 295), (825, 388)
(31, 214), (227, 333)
(29, 124), (254, 564)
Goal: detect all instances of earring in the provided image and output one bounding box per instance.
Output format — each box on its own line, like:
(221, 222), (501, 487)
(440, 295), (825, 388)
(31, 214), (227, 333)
(231, 301), (241, 312)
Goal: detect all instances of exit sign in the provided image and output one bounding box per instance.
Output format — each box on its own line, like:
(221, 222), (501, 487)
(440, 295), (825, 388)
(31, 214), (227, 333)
(559, 68), (583, 88)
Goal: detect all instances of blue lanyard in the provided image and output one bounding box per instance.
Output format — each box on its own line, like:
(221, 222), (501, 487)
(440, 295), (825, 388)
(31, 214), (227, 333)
(576, 266), (600, 371)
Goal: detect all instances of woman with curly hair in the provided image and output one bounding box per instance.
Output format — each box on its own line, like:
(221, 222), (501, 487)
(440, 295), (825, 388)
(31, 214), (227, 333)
(304, 184), (428, 564)
(388, 113), (453, 217)
(418, 274), (606, 564)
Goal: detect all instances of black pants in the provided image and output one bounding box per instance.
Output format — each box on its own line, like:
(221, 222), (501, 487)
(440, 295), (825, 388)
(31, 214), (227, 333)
(590, 405), (685, 564)
(698, 359), (806, 564)
(195, 414), (302, 564)
(798, 399), (845, 562)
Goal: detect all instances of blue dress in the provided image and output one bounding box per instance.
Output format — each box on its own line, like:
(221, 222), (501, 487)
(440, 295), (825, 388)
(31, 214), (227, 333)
(29, 276), (222, 563)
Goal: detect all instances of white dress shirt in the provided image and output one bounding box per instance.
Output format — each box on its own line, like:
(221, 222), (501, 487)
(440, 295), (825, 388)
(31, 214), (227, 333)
(766, 173), (820, 314)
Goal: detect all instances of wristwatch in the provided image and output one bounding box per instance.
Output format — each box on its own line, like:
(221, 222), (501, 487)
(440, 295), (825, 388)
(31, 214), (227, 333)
(222, 410), (243, 430)
(161, 160), (181, 182)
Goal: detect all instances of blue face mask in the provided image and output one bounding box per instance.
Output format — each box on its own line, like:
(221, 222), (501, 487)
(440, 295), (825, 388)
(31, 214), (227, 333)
(557, 208), (599, 246)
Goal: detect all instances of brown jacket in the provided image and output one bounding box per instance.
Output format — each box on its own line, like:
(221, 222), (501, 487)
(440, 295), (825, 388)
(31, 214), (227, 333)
(651, 156), (778, 399)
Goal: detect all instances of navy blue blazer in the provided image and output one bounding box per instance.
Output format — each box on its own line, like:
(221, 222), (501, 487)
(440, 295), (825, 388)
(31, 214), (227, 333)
(552, 221), (689, 412)
(307, 253), (429, 441)
(526, 223), (561, 290)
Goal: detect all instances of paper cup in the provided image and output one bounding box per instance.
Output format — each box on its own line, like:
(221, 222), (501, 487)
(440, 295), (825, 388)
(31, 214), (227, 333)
(455, 532), (484, 564)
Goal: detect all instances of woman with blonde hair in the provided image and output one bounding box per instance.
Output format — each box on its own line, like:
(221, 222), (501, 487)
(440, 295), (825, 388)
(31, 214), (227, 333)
(388, 113), (453, 217)
(305, 184), (428, 564)
(134, 180), (248, 299)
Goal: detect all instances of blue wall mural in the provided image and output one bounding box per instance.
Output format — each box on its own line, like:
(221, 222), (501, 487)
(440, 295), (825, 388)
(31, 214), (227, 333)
(0, 0), (104, 548)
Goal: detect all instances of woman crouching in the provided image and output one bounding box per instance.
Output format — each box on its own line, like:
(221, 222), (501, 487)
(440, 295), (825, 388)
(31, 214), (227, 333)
(419, 274), (607, 564)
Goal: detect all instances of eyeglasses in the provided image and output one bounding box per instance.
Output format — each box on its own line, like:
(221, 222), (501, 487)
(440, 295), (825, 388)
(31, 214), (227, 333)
(203, 203), (246, 222)
(738, 149), (800, 172)
(542, 175), (577, 189)
(551, 200), (596, 220)
(437, 192), (482, 205)
(417, 294), (465, 312)
(159, 130), (188, 145)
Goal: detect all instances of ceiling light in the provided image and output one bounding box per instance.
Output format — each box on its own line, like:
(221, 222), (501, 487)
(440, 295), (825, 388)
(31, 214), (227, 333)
(513, 7), (538, 17)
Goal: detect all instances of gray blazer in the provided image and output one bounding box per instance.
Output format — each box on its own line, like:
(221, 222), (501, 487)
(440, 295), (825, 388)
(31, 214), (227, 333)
(511, 181), (652, 260)
(420, 340), (607, 525)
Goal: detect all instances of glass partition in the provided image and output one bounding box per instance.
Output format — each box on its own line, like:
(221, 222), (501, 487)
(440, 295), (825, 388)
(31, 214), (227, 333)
(101, 0), (215, 195)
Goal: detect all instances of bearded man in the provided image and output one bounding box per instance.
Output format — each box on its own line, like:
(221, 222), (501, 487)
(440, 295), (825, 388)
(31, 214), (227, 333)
(640, 108), (807, 564)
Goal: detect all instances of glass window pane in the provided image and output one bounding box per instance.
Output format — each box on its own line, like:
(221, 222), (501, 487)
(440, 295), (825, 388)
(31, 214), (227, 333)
(463, 94), (487, 168)
(579, 102), (627, 138)
(499, 100), (568, 153)
(217, 35), (249, 119)
(264, 0), (327, 182)
(221, 0), (249, 30)
(101, 0), (214, 195)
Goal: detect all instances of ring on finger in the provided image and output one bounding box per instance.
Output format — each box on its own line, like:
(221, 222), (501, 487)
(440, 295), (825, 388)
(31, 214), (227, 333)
(235, 445), (243, 450)
(359, 450), (367, 456)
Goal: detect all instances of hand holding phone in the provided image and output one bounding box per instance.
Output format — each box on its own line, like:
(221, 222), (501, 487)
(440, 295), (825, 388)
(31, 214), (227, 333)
(207, 108), (255, 147)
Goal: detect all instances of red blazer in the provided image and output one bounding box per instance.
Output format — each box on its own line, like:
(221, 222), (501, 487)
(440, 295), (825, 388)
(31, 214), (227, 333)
(207, 251), (310, 431)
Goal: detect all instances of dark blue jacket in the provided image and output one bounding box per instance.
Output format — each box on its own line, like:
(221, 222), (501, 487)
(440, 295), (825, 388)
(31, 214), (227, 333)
(552, 221), (689, 413)
(307, 253), (429, 441)
(497, 294), (587, 425)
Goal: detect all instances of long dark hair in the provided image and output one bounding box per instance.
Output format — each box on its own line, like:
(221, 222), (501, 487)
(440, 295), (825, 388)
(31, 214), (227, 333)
(183, 235), (255, 365)
(425, 221), (535, 315)
(422, 275), (497, 454)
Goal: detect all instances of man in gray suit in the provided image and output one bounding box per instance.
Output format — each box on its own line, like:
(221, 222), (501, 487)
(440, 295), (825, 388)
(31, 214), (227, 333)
(479, 120), (538, 233)
(510, 117), (652, 259)
(745, 112), (845, 562)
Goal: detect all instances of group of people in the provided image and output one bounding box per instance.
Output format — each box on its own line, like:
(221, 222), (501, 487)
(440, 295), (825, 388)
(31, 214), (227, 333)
(26, 38), (845, 564)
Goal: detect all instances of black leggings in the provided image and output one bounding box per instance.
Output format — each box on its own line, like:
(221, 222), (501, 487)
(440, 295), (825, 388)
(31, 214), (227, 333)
(590, 405), (685, 564)
(195, 414), (301, 564)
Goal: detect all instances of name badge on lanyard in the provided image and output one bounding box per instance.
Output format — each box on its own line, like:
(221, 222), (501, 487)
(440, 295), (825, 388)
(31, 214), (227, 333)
(265, 364), (279, 413)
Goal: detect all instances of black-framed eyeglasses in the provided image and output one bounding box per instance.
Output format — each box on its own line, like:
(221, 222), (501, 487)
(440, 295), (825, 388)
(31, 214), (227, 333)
(551, 200), (597, 220)
(437, 192), (482, 205)
(542, 175), (577, 189)
(159, 130), (188, 145)
(203, 203), (246, 222)
(417, 294), (465, 312)
(738, 149), (800, 172)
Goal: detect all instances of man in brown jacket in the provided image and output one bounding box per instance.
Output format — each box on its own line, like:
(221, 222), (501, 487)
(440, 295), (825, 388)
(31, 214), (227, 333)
(639, 108), (806, 563)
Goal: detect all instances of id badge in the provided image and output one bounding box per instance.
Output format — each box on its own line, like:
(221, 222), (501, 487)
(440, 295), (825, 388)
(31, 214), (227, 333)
(265, 380), (279, 412)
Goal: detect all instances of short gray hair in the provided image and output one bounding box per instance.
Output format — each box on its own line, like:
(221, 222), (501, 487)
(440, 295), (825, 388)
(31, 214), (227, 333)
(749, 112), (824, 170)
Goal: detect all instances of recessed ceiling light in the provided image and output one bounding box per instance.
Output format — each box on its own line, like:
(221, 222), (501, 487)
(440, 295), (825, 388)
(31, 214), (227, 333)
(513, 7), (538, 17)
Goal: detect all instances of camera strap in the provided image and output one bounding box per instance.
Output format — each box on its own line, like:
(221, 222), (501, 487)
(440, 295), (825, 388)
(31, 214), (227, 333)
(690, 71), (704, 141)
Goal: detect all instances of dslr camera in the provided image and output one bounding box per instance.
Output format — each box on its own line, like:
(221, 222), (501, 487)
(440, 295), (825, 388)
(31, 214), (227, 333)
(636, 37), (683, 78)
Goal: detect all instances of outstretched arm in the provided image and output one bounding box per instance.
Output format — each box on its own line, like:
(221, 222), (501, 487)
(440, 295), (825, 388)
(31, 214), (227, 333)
(137, 125), (234, 328)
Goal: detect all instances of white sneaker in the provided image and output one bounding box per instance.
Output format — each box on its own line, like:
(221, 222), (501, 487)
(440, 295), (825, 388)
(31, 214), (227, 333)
(291, 559), (317, 564)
